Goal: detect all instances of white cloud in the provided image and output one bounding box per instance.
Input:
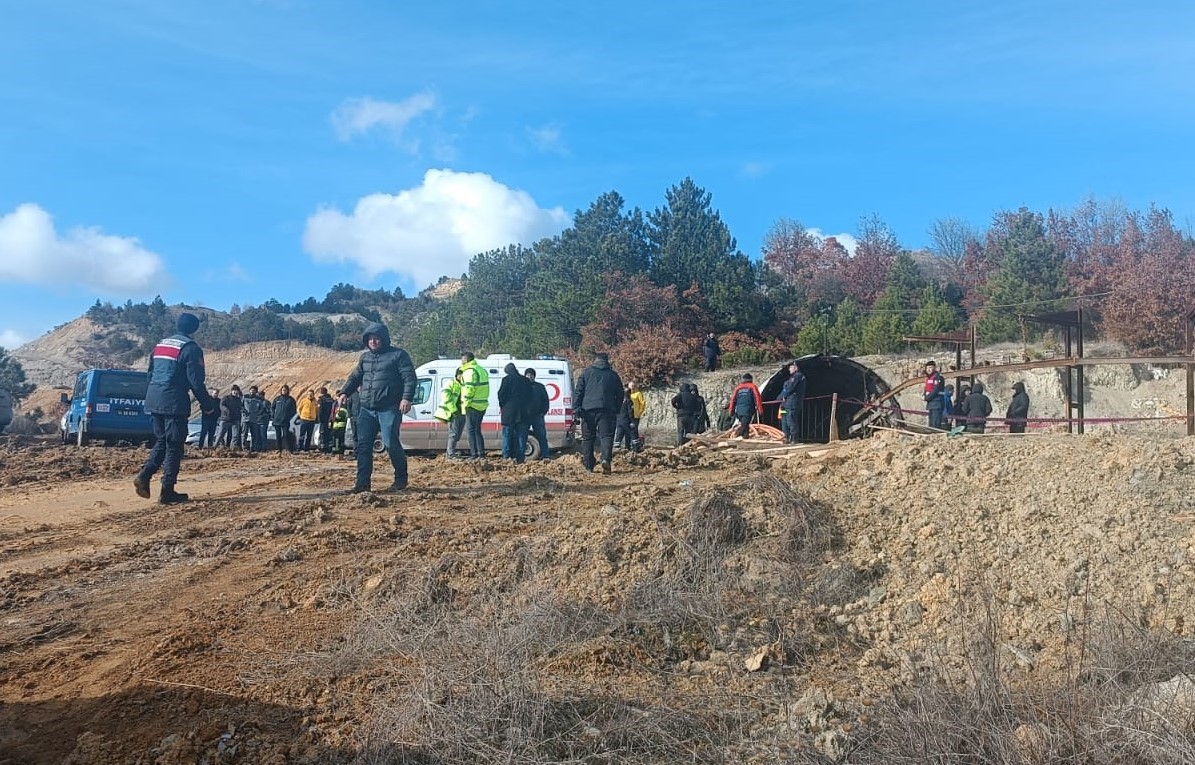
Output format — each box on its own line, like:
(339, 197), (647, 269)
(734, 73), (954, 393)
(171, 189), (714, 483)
(806, 227), (859, 255)
(303, 169), (569, 288)
(527, 125), (567, 155)
(0, 204), (169, 294)
(0, 329), (27, 350)
(331, 92), (437, 143)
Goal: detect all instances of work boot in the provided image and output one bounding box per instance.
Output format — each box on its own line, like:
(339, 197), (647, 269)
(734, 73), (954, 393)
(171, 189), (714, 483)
(384, 481), (408, 492)
(601, 462), (612, 475)
(159, 487), (189, 505)
(133, 476), (151, 499)
(349, 484), (371, 494)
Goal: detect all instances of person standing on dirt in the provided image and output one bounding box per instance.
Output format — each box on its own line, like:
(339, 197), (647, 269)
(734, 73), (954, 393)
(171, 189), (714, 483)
(330, 393), (350, 456)
(340, 323), (417, 493)
(271, 385), (297, 453)
(780, 362), (806, 444)
(960, 381), (993, 434)
(702, 332), (721, 373)
(199, 388), (220, 448)
(573, 352), (624, 474)
(628, 382), (646, 442)
(243, 385), (268, 452)
(614, 382), (636, 452)
(671, 382), (701, 445)
(728, 373), (764, 439)
(923, 360), (946, 430)
(498, 362), (533, 463)
(954, 384), (971, 430)
(525, 368), (552, 460)
(459, 352), (490, 460)
(1006, 381), (1031, 434)
(133, 312), (219, 504)
(691, 384), (711, 434)
(217, 385), (243, 450)
(296, 390), (319, 451)
(316, 387), (335, 453)
(435, 369), (466, 460)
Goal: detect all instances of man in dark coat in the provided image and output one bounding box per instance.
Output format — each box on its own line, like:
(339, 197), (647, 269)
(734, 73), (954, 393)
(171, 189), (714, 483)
(780, 361), (807, 444)
(134, 312), (218, 504)
(671, 383), (701, 445)
(242, 385), (268, 451)
(339, 322), (417, 492)
(573, 352), (624, 474)
(217, 385), (243, 449)
(316, 387), (335, 453)
(497, 362), (533, 463)
(1006, 381), (1031, 434)
(271, 385), (297, 453)
(198, 388), (220, 448)
(524, 368), (552, 460)
(702, 333), (720, 372)
(728, 373), (764, 438)
(960, 380), (993, 434)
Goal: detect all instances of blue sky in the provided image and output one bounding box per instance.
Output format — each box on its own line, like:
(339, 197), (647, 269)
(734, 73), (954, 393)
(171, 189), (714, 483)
(2, 0), (1193, 348)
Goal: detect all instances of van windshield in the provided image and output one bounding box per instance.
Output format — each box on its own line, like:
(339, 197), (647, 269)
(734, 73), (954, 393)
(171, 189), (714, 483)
(97, 376), (149, 399)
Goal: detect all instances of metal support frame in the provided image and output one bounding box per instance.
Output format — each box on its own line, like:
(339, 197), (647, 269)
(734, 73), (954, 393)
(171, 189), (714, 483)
(903, 327), (978, 392)
(1023, 309), (1085, 434)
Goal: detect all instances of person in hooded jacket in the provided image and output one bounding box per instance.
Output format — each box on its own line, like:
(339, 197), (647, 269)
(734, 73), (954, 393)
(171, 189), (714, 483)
(339, 322), (417, 492)
(728, 373), (764, 438)
(671, 382), (701, 445)
(1006, 381), (1031, 434)
(317, 387), (335, 453)
(960, 380), (993, 433)
(134, 312), (219, 504)
(954, 384), (972, 429)
(524, 368), (552, 460)
(272, 385), (297, 453)
(217, 385), (243, 449)
(614, 383), (636, 451)
(497, 362), (533, 463)
(779, 362), (806, 444)
(691, 384), (711, 434)
(242, 386), (269, 451)
(573, 352), (624, 473)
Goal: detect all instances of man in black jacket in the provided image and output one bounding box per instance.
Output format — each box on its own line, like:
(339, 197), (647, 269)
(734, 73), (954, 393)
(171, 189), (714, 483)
(671, 383), (701, 445)
(133, 312), (218, 504)
(217, 385), (243, 449)
(702, 333), (720, 372)
(960, 381), (993, 434)
(1006, 381), (1030, 434)
(524, 368), (552, 460)
(316, 387), (335, 453)
(780, 361), (807, 444)
(497, 362), (533, 463)
(271, 385), (297, 453)
(573, 352), (624, 474)
(340, 322), (417, 492)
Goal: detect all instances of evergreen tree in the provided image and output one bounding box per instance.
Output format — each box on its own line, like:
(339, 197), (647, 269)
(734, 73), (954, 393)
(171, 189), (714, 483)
(910, 283), (960, 337)
(976, 208), (1066, 342)
(0, 348), (35, 400)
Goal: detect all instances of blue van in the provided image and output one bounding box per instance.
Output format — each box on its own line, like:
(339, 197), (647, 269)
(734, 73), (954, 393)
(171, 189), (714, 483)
(60, 369), (154, 446)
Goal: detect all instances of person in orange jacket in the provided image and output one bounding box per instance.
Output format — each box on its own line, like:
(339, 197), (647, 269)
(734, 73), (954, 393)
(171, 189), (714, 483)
(728, 373), (763, 438)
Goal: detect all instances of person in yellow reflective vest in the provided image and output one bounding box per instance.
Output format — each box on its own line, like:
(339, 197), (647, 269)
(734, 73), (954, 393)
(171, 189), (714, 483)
(330, 396), (349, 457)
(434, 368), (466, 459)
(459, 353), (490, 460)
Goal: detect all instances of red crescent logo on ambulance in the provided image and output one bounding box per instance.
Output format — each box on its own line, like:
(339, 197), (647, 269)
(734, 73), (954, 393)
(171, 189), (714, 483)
(545, 383), (561, 401)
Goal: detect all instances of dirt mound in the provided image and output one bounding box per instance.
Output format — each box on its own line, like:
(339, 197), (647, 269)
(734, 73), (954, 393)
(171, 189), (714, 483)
(2, 433), (1193, 762)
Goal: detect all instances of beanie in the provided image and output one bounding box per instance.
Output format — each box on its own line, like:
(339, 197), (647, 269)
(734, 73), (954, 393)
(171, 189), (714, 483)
(176, 312), (200, 335)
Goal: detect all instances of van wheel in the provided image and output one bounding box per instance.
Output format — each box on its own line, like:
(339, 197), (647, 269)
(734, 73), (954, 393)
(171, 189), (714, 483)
(373, 435), (385, 454)
(77, 427), (89, 447)
(524, 434), (542, 461)
(60, 428), (70, 445)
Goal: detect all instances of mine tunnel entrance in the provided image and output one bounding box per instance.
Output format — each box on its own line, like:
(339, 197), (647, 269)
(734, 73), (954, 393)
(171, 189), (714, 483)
(759, 354), (896, 443)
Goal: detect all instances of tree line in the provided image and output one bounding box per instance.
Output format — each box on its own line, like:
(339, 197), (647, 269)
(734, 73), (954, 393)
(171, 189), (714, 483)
(79, 182), (1195, 386)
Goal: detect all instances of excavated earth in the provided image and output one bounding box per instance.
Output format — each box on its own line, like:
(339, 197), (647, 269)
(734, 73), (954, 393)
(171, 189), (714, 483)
(1, 431), (1193, 763)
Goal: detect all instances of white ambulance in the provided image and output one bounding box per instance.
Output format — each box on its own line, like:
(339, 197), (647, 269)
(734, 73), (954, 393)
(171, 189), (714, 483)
(402, 354), (575, 459)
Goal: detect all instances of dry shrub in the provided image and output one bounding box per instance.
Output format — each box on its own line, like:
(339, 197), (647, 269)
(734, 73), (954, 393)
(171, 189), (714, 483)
(851, 596), (1195, 765)
(716, 331), (790, 368)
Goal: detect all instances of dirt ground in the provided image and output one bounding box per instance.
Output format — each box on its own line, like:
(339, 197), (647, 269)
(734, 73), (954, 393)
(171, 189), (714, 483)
(2, 430), (1193, 764)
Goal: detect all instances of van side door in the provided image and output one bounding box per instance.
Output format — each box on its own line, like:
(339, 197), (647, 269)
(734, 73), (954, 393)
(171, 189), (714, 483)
(66, 373), (89, 436)
(401, 377), (435, 450)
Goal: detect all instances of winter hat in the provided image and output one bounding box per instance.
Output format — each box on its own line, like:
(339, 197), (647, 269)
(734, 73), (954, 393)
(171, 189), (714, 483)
(176, 312), (200, 335)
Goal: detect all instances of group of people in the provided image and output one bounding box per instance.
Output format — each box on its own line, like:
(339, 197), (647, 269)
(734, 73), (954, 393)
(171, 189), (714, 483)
(193, 382), (355, 455)
(921, 360), (1032, 433)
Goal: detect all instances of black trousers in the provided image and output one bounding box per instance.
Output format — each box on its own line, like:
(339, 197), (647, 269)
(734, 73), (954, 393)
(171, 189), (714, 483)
(580, 409), (616, 470)
(138, 415), (188, 489)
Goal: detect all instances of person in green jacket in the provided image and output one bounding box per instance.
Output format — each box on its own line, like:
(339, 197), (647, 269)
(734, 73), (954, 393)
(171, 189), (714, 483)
(435, 368), (466, 459)
(459, 353), (490, 459)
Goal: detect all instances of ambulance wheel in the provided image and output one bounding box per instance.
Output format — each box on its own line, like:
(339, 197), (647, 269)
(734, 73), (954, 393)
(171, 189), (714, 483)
(524, 434), (542, 461)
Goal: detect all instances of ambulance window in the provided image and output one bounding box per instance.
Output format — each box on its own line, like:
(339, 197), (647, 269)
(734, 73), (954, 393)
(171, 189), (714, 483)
(412, 379), (433, 406)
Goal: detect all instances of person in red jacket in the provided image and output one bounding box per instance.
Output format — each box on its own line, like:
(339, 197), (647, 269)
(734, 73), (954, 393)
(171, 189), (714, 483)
(727, 373), (763, 438)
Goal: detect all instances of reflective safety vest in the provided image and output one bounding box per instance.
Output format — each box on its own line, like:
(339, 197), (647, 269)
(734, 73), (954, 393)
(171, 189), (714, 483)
(434, 379), (462, 422)
(460, 361), (490, 413)
(331, 405), (348, 430)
